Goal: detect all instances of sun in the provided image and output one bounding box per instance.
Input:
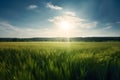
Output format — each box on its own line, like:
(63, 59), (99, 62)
(58, 20), (71, 31)
(59, 21), (70, 30)
(56, 20), (72, 38)
(53, 16), (74, 37)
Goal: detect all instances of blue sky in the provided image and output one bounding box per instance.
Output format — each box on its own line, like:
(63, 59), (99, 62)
(0, 0), (120, 37)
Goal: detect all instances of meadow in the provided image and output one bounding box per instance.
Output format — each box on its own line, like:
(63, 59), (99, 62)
(0, 42), (120, 80)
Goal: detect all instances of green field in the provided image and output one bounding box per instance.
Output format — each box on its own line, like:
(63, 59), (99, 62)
(0, 42), (120, 80)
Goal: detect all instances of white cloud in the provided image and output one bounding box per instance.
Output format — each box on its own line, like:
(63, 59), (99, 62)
(48, 11), (97, 29)
(0, 22), (19, 31)
(103, 26), (112, 30)
(0, 21), (119, 38)
(64, 11), (76, 16)
(0, 22), (22, 37)
(80, 22), (98, 29)
(28, 5), (38, 10)
(46, 2), (62, 10)
(0, 22), (58, 38)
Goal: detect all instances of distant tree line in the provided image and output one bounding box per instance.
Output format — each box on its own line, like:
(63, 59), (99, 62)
(0, 37), (120, 42)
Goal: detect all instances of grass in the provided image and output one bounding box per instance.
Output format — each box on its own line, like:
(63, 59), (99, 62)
(0, 42), (120, 80)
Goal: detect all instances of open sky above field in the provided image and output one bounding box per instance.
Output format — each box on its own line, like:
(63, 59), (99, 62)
(0, 0), (120, 38)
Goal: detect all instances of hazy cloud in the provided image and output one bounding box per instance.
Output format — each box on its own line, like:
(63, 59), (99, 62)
(103, 26), (112, 30)
(64, 11), (76, 16)
(0, 22), (55, 38)
(28, 5), (38, 10)
(116, 21), (120, 24)
(80, 22), (98, 29)
(0, 22), (19, 31)
(0, 21), (118, 38)
(48, 11), (97, 29)
(105, 23), (111, 26)
(46, 2), (62, 10)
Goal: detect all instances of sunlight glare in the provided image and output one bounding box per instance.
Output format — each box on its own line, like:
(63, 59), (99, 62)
(59, 21), (70, 31)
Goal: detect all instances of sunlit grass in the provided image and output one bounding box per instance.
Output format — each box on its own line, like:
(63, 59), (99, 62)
(0, 42), (120, 80)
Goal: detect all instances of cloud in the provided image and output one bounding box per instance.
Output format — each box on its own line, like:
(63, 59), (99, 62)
(28, 5), (38, 10)
(0, 22), (19, 31)
(64, 11), (76, 16)
(48, 11), (97, 29)
(0, 22), (57, 38)
(116, 21), (120, 24)
(105, 23), (111, 26)
(80, 22), (98, 29)
(0, 22), (22, 37)
(0, 21), (118, 38)
(46, 2), (62, 10)
(103, 26), (112, 30)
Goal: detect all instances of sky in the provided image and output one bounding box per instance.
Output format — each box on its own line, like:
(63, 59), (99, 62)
(0, 0), (120, 38)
